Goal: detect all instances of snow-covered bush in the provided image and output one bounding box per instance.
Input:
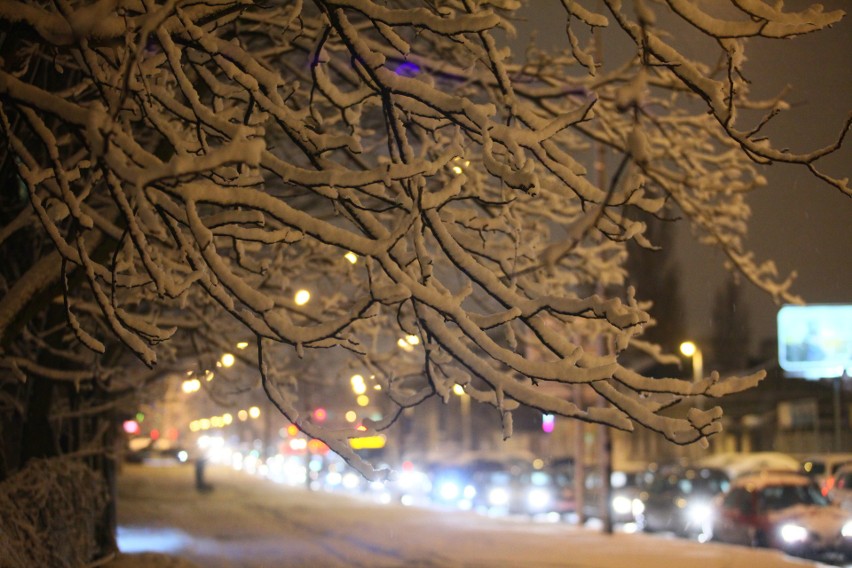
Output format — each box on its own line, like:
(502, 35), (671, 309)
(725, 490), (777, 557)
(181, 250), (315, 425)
(0, 457), (109, 567)
(0, 1), (847, 476)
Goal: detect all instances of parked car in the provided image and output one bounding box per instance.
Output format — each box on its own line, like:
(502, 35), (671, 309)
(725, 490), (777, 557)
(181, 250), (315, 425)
(635, 465), (730, 538)
(800, 453), (852, 496)
(708, 471), (852, 564)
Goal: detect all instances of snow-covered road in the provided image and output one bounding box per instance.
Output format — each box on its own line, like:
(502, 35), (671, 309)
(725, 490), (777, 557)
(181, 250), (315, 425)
(113, 464), (829, 568)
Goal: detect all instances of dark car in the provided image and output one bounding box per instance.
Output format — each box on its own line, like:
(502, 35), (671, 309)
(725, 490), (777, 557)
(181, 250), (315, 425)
(126, 445), (190, 466)
(585, 469), (650, 525)
(548, 458), (650, 525)
(635, 465), (730, 538)
(472, 462), (556, 517)
(709, 471), (852, 564)
(428, 460), (478, 509)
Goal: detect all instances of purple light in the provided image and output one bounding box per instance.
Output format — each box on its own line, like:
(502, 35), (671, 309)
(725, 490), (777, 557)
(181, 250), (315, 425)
(394, 61), (421, 77)
(542, 414), (555, 433)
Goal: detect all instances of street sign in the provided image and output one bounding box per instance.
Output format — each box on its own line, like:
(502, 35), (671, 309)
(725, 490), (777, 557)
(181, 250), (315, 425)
(778, 304), (852, 379)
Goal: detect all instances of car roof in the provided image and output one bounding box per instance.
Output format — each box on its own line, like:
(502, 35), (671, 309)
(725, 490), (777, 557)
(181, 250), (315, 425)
(697, 452), (799, 478)
(732, 470), (813, 491)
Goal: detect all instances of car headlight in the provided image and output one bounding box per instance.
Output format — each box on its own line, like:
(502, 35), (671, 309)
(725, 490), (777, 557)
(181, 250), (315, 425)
(489, 487), (510, 507)
(527, 488), (550, 510)
(687, 502), (712, 524)
(842, 520), (852, 538)
(342, 472), (361, 490)
(612, 495), (633, 516)
(439, 481), (460, 501)
(779, 523), (808, 544)
(631, 498), (645, 516)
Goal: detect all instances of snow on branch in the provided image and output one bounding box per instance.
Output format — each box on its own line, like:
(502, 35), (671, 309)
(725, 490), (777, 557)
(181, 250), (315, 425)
(0, 0), (846, 474)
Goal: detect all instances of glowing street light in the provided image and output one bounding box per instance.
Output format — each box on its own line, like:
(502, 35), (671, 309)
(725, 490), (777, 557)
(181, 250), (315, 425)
(451, 157), (470, 175)
(350, 374), (365, 391)
(220, 353), (235, 368)
(680, 341), (704, 384)
(454, 384), (471, 451)
(248, 406), (261, 419)
(345, 410), (357, 423)
(344, 251), (358, 264)
(294, 289), (311, 306)
(356, 395), (370, 407)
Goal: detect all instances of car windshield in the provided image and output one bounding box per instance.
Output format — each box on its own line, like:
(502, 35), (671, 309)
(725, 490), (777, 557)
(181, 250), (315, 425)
(758, 483), (829, 511)
(649, 468), (729, 496)
(528, 471), (551, 486)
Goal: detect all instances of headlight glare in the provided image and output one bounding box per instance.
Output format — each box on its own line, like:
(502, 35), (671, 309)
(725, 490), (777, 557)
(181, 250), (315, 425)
(779, 523), (808, 544)
(612, 495), (632, 515)
(842, 520), (852, 538)
(489, 487), (510, 506)
(687, 502), (712, 524)
(527, 488), (551, 509)
(439, 481), (459, 501)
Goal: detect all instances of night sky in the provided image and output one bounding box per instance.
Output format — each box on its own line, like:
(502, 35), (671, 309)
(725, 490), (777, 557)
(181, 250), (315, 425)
(519, 2), (851, 358)
(674, 3), (851, 355)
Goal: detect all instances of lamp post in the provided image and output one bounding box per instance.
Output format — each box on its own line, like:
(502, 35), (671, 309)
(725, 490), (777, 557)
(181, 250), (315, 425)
(679, 341), (703, 384)
(453, 384), (471, 452)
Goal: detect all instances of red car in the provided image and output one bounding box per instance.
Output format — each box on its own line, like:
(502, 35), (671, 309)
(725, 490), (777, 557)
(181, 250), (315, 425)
(708, 471), (852, 564)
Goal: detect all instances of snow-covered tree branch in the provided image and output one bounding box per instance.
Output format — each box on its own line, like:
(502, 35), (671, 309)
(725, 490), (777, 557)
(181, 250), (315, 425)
(1, 0), (847, 477)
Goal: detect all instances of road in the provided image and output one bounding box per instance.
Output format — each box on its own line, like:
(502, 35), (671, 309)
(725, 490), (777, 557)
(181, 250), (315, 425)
(114, 463), (830, 568)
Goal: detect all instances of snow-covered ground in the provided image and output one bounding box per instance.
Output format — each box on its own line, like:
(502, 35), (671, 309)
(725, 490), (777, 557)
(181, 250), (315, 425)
(109, 463), (833, 568)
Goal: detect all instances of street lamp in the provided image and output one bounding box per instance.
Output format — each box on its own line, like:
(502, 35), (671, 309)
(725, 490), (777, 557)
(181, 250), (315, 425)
(294, 289), (311, 305)
(453, 384), (471, 452)
(680, 341), (703, 384)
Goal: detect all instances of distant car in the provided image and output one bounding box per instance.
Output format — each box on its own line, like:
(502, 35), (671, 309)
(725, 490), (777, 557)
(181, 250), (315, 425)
(828, 464), (852, 512)
(635, 466), (730, 538)
(800, 453), (852, 497)
(472, 463), (556, 517)
(389, 460), (432, 507)
(547, 458), (651, 525)
(428, 461), (478, 509)
(547, 458), (577, 517)
(708, 471), (852, 564)
(583, 469), (649, 525)
(126, 446), (189, 466)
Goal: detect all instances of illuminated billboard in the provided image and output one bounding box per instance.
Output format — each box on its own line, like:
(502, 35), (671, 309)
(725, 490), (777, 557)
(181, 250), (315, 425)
(777, 304), (852, 379)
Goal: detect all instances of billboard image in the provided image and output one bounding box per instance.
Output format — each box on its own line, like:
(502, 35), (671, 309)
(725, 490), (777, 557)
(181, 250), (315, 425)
(777, 304), (852, 379)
